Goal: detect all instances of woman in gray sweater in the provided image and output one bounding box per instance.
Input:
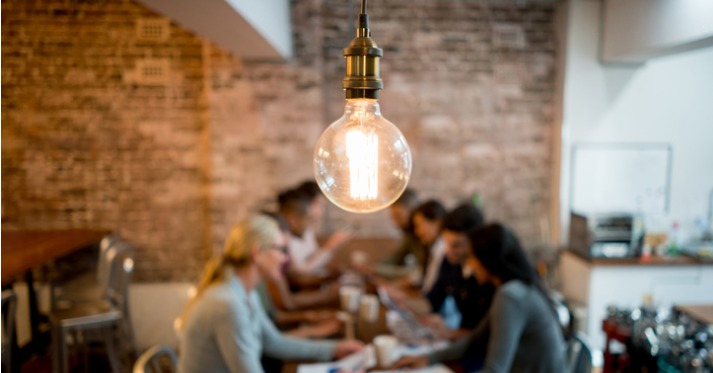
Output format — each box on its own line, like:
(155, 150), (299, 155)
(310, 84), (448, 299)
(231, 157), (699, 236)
(178, 215), (362, 373)
(392, 223), (566, 373)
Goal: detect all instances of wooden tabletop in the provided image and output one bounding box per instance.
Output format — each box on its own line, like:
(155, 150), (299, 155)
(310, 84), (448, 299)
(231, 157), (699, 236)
(675, 304), (713, 325)
(1, 229), (110, 284)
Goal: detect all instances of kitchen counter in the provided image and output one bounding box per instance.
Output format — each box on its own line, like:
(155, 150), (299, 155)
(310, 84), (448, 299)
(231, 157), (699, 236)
(560, 249), (713, 355)
(565, 248), (713, 267)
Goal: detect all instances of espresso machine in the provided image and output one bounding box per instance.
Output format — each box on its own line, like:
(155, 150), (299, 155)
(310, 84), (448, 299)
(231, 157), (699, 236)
(569, 211), (645, 258)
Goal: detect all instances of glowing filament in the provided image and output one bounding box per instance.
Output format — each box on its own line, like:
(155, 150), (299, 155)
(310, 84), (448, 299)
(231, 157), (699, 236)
(346, 129), (378, 200)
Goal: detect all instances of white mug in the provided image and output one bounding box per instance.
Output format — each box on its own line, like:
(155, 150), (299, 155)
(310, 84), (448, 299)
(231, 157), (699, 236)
(373, 334), (398, 368)
(339, 286), (362, 313)
(359, 294), (379, 322)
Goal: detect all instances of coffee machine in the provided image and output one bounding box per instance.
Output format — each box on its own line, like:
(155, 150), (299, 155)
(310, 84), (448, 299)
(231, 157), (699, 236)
(569, 212), (644, 258)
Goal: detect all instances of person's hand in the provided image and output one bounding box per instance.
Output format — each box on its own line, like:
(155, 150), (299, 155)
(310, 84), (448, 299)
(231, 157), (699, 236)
(303, 319), (343, 338)
(447, 328), (472, 340)
(390, 355), (429, 369)
(324, 230), (353, 251)
(303, 310), (336, 323)
(382, 284), (408, 308)
(418, 314), (445, 328)
(333, 340), (364, 359)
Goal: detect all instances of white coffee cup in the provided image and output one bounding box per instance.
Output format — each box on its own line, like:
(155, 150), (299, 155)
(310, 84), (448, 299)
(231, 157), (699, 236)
(373, 334), (398, 368)
(359, 294), (379, 322)
(339, 286), (362, 313)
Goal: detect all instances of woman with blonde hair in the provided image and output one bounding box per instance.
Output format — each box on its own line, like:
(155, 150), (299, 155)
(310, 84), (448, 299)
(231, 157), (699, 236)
(179, 215), (362, 373)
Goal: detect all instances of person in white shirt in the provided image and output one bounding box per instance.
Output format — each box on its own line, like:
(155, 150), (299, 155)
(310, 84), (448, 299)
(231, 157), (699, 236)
(278, 188), (351, 285)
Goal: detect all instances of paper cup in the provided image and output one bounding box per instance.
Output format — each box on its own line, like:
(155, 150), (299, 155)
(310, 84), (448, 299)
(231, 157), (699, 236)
(339, 286), (362, 313)
(359, 294), (379, 322)
(374, 334), (398, 368)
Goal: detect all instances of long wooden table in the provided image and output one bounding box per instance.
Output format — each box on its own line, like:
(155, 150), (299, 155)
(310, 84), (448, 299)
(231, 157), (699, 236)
(2, 229), (110, 285)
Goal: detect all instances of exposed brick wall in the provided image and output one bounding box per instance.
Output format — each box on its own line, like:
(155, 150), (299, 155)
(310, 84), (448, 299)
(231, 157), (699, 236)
(2, 0), (558, 281)
(1, 0), (212, 281)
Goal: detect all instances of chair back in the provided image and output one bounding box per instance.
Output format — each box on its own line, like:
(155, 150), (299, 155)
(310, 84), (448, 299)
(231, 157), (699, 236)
(567, 332), (593, 373)
(132, 345), (178, 373)
(105, 245), (134, 318)
(97, 233), (126, 292)
(2, 290), (18, 372)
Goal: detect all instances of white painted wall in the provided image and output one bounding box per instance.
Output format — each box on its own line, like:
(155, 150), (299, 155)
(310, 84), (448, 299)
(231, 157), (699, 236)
(129, 283), (193, 351)
(560, 0), (713, 243)
(602, 0), (713, 63)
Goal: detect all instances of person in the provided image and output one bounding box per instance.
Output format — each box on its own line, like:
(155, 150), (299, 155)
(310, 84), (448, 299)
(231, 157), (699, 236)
(424, 203), (493, 331)
(411, 200), (447, 293)
(295, 180), (327, 235)
(258, 211), (339, 312)
(370, 188), (426, 279)
(278, 188), (351, 279)
(391, 223), (567, 373)
(178, 215), (362, 373)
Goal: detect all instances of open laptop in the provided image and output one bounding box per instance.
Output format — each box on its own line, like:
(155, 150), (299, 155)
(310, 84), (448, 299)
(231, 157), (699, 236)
(376, 286), (435, 340)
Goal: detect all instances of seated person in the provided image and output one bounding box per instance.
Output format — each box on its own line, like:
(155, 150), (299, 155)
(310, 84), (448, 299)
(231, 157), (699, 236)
(426, 203), (494, 331)
(364, 188), (426, 279)
(278, 188), (351, 286)
(412, 199), (447, 293)
(295, 180), (327, 235)
(383, 203), (494, 335)
(259, 211), (339, 312)
(178, 215), (362, 373)
(392, 224), (567, 373)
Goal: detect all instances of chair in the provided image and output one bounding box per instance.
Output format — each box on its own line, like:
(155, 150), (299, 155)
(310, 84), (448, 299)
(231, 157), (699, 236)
(132, 345), (178, 373)
(567, 332), (594, 373)
(2, 290), (18, 373)
(52, 233), (125, 307)
(50, 244), (137, 373)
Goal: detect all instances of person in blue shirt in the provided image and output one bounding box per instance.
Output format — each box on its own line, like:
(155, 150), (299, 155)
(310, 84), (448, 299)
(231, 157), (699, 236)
(178, 215), (362, 373)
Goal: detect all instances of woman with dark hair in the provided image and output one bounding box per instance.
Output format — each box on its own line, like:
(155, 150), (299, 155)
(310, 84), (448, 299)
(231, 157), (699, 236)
(392, 223), (566, 373)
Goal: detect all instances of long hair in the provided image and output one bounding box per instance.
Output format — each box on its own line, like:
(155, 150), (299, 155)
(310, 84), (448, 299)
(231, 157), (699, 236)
(177, 215), (279, 330)
(467, 223), (561, 323)
(467, 224), (538, 285)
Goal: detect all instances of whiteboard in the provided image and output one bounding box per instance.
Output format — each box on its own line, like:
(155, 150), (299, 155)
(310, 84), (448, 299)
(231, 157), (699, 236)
(570, 144), (671, 215)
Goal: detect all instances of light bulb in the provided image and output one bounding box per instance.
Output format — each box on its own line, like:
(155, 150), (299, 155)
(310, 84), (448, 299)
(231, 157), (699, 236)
(314, 99), (412, 213)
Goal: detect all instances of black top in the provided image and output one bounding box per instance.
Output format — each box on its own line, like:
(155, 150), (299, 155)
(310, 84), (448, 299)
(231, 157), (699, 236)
(426, 259), (495, 329)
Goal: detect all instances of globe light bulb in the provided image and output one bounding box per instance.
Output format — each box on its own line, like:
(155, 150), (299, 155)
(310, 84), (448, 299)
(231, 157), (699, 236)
(314, 99), (411, 213)
(313, 0), (412, 213)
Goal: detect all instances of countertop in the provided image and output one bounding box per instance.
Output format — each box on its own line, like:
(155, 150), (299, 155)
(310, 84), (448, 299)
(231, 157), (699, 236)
(564, 248), (713, 267)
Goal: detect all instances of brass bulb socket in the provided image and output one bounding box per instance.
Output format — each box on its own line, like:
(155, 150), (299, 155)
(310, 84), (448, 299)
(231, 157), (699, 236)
(342, 27), (383, 99)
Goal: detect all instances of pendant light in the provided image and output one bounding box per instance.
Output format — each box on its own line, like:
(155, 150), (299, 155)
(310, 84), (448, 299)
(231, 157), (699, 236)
(313, 0), (412, 214)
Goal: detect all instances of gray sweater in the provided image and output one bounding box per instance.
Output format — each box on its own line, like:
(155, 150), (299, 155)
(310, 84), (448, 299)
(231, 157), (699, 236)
(179, 274), (335, 373)
(429, 280), (566, 373)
